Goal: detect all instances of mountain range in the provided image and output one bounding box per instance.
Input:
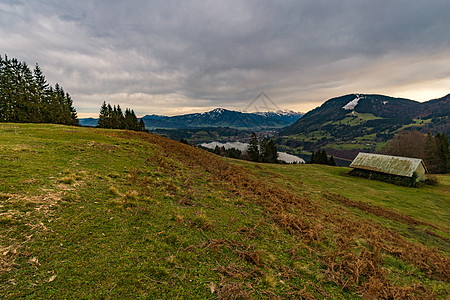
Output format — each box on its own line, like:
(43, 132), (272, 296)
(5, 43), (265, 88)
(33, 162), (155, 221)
(79, 108), (304, 129)
(78, 93), (448, 160)
(278, 93), (449, 158)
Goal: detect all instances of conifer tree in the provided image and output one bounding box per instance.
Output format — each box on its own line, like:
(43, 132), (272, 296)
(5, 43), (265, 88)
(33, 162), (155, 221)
(116, 105), (124, 129)
(260, 138), (278, 163)
(139, 118), (146, 131)
(435, 133), (449, 173)
(247, 132), (260, 162)
(319, 150), (328, 164)
(266, 139), (278, 163)
(98, 101), (108, 128)
(106, 104), (113, 128)
(65, 93), (79, 125)
(309, 149), (334, 165)
(0, 55), (78, 125)
(260, 138), (269, 162)
(309, 151), (316, 164)
(97, 102), (145, 132)
(328, 155), (336, 166)
(425, 132), (443, 173)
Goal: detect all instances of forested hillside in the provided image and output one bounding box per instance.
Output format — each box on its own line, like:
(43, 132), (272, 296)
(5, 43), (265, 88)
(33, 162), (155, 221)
(278, 94), (449, 159)
(0, 55), (78, 125)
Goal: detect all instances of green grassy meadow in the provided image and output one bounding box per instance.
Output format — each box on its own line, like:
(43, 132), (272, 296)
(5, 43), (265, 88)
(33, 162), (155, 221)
(1, 124), (449, 299)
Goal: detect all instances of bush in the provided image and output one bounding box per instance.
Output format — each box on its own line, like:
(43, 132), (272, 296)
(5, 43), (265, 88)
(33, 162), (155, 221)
(108, 186), (121, 196)
(191, 212), (213, 231)
(424, 176), (439, 186)
(60, 176), (75, 184)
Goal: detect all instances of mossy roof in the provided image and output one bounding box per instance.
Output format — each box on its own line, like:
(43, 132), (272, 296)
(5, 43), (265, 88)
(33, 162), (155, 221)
(350, 152), (427, 178)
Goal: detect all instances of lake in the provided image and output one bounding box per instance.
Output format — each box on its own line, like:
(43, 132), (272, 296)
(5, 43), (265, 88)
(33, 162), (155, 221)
(201, 141), (305, 164)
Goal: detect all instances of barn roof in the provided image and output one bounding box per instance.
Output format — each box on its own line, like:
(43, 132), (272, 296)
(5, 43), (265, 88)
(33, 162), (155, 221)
(350, 153), (426, 178)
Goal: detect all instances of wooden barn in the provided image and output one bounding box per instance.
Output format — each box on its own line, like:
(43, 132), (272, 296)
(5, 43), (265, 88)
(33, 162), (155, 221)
(350, 153), (427, 182)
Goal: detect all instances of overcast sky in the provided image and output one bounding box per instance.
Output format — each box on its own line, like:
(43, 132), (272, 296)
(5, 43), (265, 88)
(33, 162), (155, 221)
(1, 0), (449, 117)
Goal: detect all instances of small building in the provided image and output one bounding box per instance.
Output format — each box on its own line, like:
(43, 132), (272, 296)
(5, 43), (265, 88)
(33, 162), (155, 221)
(350, 153), (427, 182)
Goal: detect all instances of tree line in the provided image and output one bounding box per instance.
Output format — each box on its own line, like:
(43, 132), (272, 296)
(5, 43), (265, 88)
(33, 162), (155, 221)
(0, 55), (78, 125)
(97, 101), (146, 132)
(246, 133), (279, 163)
(308, 150), (336, 166)
(381, 130), (449, 174)
(198, 133), (280, 163)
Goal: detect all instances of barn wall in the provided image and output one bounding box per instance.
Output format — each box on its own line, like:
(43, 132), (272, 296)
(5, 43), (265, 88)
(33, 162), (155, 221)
(415, 164), (426, 182)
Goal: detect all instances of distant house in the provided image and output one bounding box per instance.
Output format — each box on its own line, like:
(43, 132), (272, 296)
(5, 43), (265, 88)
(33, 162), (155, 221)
(350, 153), (427, 182)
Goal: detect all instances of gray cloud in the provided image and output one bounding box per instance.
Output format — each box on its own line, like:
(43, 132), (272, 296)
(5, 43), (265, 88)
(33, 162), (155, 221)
(1, 0), (449, 116)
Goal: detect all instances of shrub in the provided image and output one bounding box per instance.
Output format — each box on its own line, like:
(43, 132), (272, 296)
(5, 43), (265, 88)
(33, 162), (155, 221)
(424, 176), (439, 186)
(191, 212), (213, 231)
(121, 190), (139, 208)
(123, 190), (139, 201)
(63, 192), (80, 202)
(108, 186), (120, 196)
(60, 176), (75, 184)
(261, 273), (277, 288)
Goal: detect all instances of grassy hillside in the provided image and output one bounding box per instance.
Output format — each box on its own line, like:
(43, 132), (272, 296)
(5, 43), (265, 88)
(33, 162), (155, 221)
(1, 124), (449, 299)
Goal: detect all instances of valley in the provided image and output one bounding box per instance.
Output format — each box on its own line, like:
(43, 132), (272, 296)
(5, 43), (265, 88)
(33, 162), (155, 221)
(79, 93), (449, 163)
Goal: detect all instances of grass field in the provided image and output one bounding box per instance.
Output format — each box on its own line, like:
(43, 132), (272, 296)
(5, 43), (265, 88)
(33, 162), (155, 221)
(1, 123), (449, 299)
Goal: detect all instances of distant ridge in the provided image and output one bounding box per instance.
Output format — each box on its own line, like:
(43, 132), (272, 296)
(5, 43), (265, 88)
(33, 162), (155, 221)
(278, 93), (449, 159)
(282, 93), (449, 135)
(79, 108), (303, 129)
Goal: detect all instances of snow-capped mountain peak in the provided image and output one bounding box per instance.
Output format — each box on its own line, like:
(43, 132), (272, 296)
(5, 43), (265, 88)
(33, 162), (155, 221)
(254, 109), (302, 117)
(211, 108), (225, 114)
(203, 108), (227, 116)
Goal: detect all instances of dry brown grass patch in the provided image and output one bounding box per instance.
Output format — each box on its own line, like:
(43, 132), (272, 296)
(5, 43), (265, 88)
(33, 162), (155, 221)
(214, 263), (249, 280)
(217, 282), (254, 300)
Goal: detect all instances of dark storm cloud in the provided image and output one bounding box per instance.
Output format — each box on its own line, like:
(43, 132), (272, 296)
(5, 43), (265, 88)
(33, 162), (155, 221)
(1, 0), (449, 116)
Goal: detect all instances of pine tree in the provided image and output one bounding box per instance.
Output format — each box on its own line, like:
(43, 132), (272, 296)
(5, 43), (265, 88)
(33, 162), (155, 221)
(106, 104), (113, 128)
(309, 149), (333, 165)
(97, 102), (144, 132)
(0, 56), (77, 125)
(328, 155), (336, 166)
(268, 140), (278, 163)
(116, 105), (124, 129)
(98, 101), (108, 128)
(260, 138), (278, 163)
(124, 108), (135, 130)
(435, 133), (449, 173)
(0, 55), (5, 121)
(260, 138), (269, 162)
(247, 132), (260, 162)
(309, 151), (316, 164)
(139, 118), (146, 131)
(130, 110), (139, 131)
(424, 132), (441, 173)
(50, 83), (64, 124)
(319, 150), (328, 164)
(33, 64), (49, 122)
(65, 93), (79, 125)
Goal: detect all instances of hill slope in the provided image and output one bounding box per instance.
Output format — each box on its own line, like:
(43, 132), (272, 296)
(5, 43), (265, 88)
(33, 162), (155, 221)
(278, 93), (449, 158)
(0, 124), (448, 298)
